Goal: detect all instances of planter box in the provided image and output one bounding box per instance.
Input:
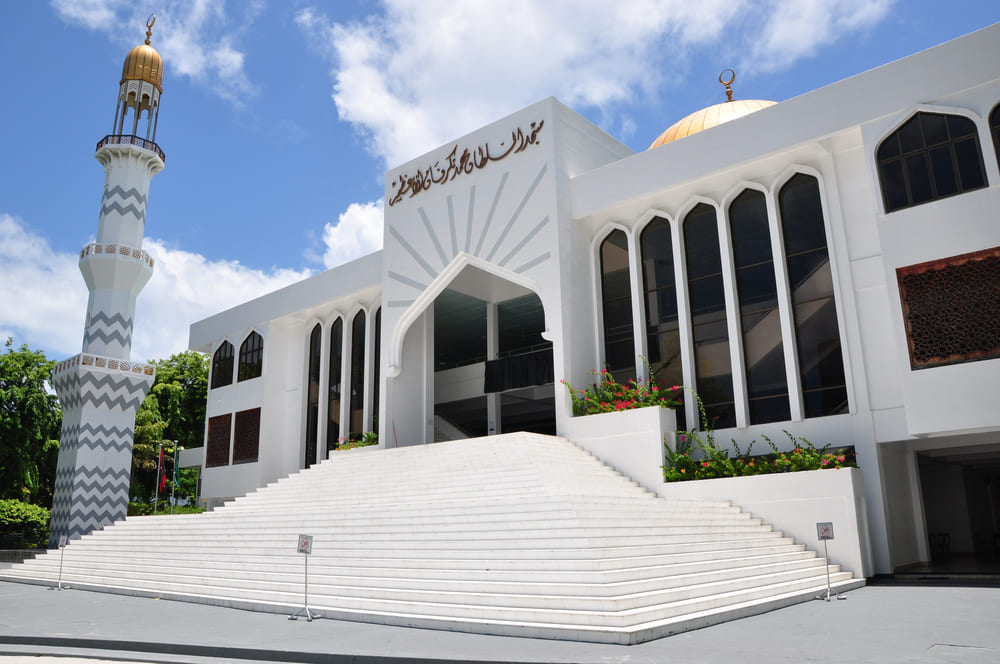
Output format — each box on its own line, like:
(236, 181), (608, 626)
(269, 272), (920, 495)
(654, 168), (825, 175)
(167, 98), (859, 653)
(657, 467), (873, 578)
(563, 406), (675, 495)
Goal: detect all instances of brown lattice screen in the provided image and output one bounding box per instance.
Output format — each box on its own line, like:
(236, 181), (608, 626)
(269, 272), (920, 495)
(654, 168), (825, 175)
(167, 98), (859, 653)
(206, 414), (232, 467)
(233, 407), (261, 464)
(897, 246), (1000, 369)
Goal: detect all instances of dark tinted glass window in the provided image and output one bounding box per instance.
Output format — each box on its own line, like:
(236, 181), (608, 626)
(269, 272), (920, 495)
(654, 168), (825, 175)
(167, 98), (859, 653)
(683, 204), (735, 429)
(877, 112), (987, 212)
(434, 289), (486, 370)
(210, 341), (234, 389)
(779, 174), (848, 417)
(237, 331), (263, 382)
(326, 319), (343, 454)
(498, 294), (547, 356)
(729, 190), (790, 424)
(304, 324), (321, 468)
(990, 104), (1000, 170)
(372, 308), (381, 432)
(349, 311), (366, 438)
(600, 230), (636, 382)
(640, 217), (685, 428)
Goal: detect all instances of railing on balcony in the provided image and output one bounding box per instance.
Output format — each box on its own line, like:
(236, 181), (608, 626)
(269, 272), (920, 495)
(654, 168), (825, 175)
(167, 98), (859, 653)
(484, 345), (554, 393)
(96, 134), (165, 162)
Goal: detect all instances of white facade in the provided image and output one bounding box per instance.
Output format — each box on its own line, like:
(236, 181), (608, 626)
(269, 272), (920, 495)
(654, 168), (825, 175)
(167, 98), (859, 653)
(190, 24), (1000, 575)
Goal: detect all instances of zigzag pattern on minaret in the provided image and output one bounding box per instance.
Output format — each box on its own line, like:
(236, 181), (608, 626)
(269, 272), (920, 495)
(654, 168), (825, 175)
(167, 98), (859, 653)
(99, 185), (147, 220)
(84, 311), (134, 348)
(58, 423), (135, 454)
(56, 373), (150, 412)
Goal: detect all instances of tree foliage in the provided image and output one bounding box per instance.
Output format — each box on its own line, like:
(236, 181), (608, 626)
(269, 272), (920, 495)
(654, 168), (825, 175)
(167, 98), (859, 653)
(128, 351), (208, 506)
(0, 338), (61, 507)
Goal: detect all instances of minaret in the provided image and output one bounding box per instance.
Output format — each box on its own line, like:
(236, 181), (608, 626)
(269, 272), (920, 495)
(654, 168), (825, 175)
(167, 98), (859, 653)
(49, 17), (165, 545)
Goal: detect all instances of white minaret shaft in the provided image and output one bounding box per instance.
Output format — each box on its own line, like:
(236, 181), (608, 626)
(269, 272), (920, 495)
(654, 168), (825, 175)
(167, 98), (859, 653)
(50, 18), (165, 546)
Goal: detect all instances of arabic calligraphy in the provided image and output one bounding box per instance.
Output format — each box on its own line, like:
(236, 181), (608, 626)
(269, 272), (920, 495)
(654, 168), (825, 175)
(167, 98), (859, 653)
(388, 120), (544, 207)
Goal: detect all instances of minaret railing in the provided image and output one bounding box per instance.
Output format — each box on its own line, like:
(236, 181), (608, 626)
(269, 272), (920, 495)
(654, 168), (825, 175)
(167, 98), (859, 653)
(96, 134), (165, 162)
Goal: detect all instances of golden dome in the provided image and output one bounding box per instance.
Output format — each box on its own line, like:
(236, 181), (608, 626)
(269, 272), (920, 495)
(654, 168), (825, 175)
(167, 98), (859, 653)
(121, 16), (163, 92)
(648, 99), (776, 149)
(648, 70), (775, 150)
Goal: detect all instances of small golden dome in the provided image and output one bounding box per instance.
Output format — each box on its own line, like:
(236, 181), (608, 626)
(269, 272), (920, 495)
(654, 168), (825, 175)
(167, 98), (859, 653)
(121, 16), (163, 92)
(648, 70), (775, 150)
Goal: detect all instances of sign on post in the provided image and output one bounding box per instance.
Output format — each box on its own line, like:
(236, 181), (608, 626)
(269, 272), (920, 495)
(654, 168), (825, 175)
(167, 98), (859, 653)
(816, 522), (834, 541)
(814, 521), (846, 602)
(290, 534), (320, 621)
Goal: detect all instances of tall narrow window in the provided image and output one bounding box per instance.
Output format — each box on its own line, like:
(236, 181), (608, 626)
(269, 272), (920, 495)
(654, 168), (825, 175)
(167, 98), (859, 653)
(600, 230), (636, 382)
(877, 111), (987, 213)
(372, 308), (381, 432)
(237, 331), (263, 382)
(349, 311), (367, 439)
(326, 319), (343, 454)
(640, 217), (685, 429)
(210, 341), (234, 389)
(683, 204), (735, 429)
(729, 190), (790, 423)
(304, 324), (321, 468)
(990, 103), (1000, 170)
(779, 174), (848, 417)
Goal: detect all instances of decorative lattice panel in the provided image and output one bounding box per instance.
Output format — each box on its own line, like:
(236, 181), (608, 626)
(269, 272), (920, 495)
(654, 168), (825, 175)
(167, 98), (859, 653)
(897, 247), (1000, 369)
(233, 408), (261, 464)
(206, 414), (232, 467)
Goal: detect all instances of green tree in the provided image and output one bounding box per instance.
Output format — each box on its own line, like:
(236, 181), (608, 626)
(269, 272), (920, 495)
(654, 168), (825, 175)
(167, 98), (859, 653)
(147, 351), (208, 450)
(0, 338), (61, 507)
(128, 351), (208, 509)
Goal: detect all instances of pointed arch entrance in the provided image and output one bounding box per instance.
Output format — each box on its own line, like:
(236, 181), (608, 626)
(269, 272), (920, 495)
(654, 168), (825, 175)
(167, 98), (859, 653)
(384, 255), (556, 446)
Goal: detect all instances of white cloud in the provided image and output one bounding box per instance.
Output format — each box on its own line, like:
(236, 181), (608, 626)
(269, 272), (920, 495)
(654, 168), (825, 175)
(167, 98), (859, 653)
(321, 200), (384, 269)
(296, 0), (896, 167)
(0, 214), (87, 356)
(0, 214), (309, 362)
(52, 0), (259, 104)
(748, 0), (896, 73)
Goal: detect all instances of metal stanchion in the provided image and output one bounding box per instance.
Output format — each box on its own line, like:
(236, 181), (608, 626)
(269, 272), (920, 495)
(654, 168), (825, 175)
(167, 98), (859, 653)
(814, 522), (846, 602)
(289, 534), (321, 621)
(49, 535), (69, 591)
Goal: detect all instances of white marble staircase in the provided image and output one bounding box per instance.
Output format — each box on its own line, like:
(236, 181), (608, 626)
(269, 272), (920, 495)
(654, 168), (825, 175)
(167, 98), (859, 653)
(0, 433), (863, 644)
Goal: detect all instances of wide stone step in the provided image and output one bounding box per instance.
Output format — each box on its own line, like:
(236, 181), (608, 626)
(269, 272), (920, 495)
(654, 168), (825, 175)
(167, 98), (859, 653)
(0, 432), (861, 644)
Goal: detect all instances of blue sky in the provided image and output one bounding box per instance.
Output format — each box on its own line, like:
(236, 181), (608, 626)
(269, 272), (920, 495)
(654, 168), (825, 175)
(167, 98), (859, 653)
(2, 0), (999, 363)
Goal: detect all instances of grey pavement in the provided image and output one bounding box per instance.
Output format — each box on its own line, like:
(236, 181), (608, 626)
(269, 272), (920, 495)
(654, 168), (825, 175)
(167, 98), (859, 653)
(1, 580), (998, 663)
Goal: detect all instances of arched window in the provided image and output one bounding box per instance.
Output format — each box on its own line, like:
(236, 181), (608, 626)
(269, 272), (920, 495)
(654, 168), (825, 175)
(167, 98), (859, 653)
(304, 324), (321, 468)
(326, 319), (343, 454)
(639, 217), (684, 429)
(210, 341), (234, 389)
(683, 203), (735, 429)
(237, 331), (263, 382)
(349, 311), (367, 439)
(990, 103), (1000, 170)
(877, 111), (987, 213)
(599, 229), (636, 382)
(778, 174), (848, 417)
(729, 190), (790, 424)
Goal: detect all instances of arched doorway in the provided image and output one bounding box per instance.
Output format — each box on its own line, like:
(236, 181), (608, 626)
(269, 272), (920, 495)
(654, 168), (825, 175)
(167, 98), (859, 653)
(434, 288), (554, 439)
(386, 260), (556, 446)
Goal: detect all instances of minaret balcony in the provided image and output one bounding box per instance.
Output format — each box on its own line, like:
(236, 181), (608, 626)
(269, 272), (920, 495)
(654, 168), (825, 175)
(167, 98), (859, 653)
(96, 134), (165, 162)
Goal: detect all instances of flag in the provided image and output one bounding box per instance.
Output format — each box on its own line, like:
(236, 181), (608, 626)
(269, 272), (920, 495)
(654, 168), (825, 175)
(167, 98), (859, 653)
(158, 447), (167, 492)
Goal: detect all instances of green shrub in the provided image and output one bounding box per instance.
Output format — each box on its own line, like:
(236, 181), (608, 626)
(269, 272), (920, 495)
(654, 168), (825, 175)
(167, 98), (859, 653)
(561, 366), (682, 416)
(0, 499), (50, 548)
(662, 392), (856, 482)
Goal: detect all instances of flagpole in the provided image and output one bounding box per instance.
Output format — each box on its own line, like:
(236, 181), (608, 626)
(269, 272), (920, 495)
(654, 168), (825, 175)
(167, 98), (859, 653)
(170, 442), (177, 515)
(154, 442), (162, 516)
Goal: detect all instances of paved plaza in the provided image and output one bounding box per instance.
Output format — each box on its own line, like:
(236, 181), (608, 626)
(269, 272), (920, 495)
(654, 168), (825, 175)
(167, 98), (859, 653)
(0, 580), (998, 663)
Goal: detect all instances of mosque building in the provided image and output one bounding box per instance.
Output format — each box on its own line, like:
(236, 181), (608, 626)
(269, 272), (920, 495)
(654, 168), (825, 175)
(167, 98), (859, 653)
(188, 24), (1000, 576)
